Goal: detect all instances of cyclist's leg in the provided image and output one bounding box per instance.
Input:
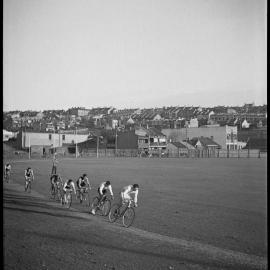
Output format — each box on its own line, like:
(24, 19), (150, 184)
(25, 178), (28, 191)
(63, 191), (67, 203)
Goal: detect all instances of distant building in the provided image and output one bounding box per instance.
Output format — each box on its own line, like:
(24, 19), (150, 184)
(189, 118), (198, 128)
(117, 127), (167, 153)
(162, 125), (238, 150)
(17, 130), (89, 150)
(188, 136), (221, 150)
(3, 130), (18, 142)
(241, 119), (250, 129)
(166, 141), (190, 157)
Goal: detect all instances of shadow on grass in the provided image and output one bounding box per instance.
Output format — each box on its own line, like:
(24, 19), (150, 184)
(19, 230), (223, 269)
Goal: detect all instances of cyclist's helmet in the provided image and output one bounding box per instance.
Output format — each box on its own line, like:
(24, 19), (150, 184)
(68, 179), (73, 183)
(133, 184), (139, 189)
(27, 167), (31, 170)
(105, 181), (111, 186)
(83, 173), (87, 177)
(6, 163), (10, 166)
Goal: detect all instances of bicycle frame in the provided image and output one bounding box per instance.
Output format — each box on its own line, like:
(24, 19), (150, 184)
(4, 171), (10, 182)
(25, 177), (33, 192)
(109, 200), (136, 226)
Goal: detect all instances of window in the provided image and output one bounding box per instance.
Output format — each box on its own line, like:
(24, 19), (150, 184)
(49, 134), (52, 140)
(145, 139), (148, 143)
(62, 135), (65, 140)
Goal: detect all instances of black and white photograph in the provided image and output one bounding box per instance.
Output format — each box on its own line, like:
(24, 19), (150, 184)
(3, 0), (267, 269)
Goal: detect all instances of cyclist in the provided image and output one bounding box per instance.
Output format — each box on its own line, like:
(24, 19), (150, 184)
(62, 179), (76, 204)
(51, 153), (58, 174)
(4, 163), (11, 179)
(76, 173), (91, 190)
(121, 184), (139, 207)
(76, 173), (91, 202)
(91, 180), (114, 215)
(50, 174), (63, 192)
(24, 167), (34, 191)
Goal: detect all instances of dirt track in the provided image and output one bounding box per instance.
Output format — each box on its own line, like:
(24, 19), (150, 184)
(3, 181), (267, 270)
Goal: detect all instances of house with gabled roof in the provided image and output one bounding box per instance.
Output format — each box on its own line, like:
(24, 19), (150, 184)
(166, 141), (192, 157)
(116, 126), (167, 154)
(188, 136), (221, 150)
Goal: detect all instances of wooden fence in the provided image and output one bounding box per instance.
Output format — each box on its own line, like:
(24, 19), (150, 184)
(4, 148), (267, 160)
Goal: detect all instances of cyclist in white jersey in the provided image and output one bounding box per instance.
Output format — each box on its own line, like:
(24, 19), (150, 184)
(62, 179), (76, 203)
(91, 181), (114, 215)
(121, 184), (139, 207)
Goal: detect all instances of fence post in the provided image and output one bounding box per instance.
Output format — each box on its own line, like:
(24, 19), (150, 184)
(227, 148), (229, 158)
(258, 150), (261, 158)
(238, 149), (240, 159)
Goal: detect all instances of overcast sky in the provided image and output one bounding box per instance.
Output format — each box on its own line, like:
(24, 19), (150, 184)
(3, 0), (267, 111)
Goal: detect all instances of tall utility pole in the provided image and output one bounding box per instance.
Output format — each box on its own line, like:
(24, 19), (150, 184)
(28, 132), (31, 160)
(115, 128), (118, 155)
(185, 121), (188, 141)
(75, 127), (77, 158)
(96, 135), (99, 158)
(53, 128), (55, 153)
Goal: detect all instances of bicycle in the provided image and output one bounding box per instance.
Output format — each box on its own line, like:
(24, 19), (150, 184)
(4, 171), (11, 183)
(25, 176), (33, 193)
(51, 182), (62, 201)
(76, 187), (90, 205)
(109, 200), (136, 227)
(61, 189), (73, 208)
(90, 195), (113, 216)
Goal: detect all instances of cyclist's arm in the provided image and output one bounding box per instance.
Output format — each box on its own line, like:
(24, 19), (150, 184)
(63, 182), (67, 191)
(59, 176), (63, 185)
(133, 190), (138, 205)
(71, 182), (76, 194)
(86, 178), (91, 189)
(78, 178), (82, 188)
(108, 185), (114, 197)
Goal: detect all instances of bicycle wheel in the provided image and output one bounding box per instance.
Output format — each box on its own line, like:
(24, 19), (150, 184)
(56, 188), (62, 202)
(101, 199), (111, 216)
(5, 173), (10, 183)
(109, 204), (121, 223)
(28, 181), (32, 193)
(66, 193), (72, 208)
(122, 207), (135, 228)
(90, 197), (100, 213)
(79, 191), (83, 204)
(50, 186), (56, 199)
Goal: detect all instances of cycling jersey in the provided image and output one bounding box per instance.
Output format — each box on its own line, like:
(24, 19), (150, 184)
(5, 164), (11, 171)
(98, 182), (113, 196)
(77, 177), (89, 188)
(51, 175), (62, 185)
(25, 169), (34, 178)
(121, 185), (138, 204)
(63, 181), (76, 193)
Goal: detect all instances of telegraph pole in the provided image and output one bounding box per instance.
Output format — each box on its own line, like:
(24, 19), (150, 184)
(115, 128), (118, 155)
(96, 135), (99, 158)
(28, 132), (31, 160)
(75, 127), (77, 158)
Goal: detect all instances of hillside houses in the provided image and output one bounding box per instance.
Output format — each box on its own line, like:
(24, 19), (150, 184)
(3, 104), (267, 154)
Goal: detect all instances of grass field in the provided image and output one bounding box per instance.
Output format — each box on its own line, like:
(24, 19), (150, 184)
(4, 157), (267, 258)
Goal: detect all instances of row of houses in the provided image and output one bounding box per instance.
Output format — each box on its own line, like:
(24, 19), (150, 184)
(12, 123), (267, 157)
(4, 104), (267, 133)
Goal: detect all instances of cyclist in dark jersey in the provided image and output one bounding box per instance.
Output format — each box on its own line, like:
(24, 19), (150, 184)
(24, 167), (34, 191)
